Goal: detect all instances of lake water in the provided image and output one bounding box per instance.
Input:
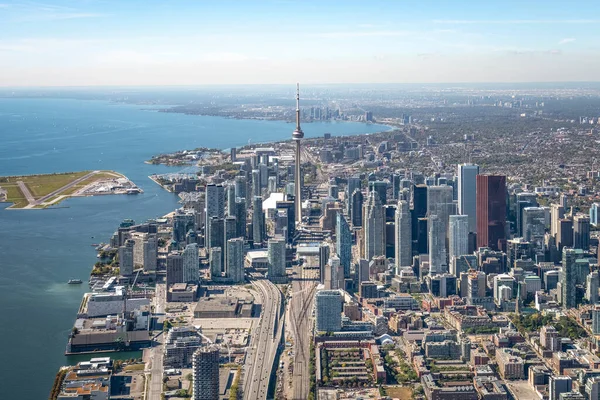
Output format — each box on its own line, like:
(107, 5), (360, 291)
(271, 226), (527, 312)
(0, 98), (389, 398)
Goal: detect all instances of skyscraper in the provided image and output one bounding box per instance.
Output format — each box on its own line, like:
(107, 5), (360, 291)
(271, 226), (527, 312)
(347, 176), (361, 214)
(457, 163), (479, 233)
(166, 252), (184, 286)
(336, 213), (352, 276)
(561, 248), (579, 309)
(315, 290), (342, 332)
(267, 238), (286, 282)
(557, 218), (574, 251)
(574, 215), (590, 250)
(449, 215), (469, 261)
(369, 180), (387, 205)
(182, 243), (199, 283)
(590, 203), (600, 226)
(234, 198), (247, 238)
(192, 345), (220, 400)
(226, 238), (245, 283)
(427, 185), (455, 274)
(292, 84), (304, 224)
(132, 232), (157, 272)
(586, 271), (599, 304)
(551, 203), (565, 236)
(209, 247), (222, 278)
(234, 176), (247, 202)
(428, 215), (447, 275)
(173, 209), (196, 246)
(364, 190), (385, 260)
(251, 169), (261, 199)
(252, 196), (265, 246)
(522, 207), (546, 245)
(549, 376), (572, 400)
(395, 200), (412, 268)
(350, 189), (364, 227)
(226, 184), (236, 217)
(476, 175), (506, 250)
(118, 239), (135, 276)
(205, 184), (225, 249)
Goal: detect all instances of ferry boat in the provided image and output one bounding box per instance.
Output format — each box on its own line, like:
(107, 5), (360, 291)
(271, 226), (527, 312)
(67, 279), (83, 284)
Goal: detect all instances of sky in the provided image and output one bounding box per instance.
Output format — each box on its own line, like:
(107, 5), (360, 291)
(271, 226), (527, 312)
(1, 0), (600, 86)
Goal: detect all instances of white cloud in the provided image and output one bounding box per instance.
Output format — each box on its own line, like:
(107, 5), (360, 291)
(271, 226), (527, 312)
(434, 19), (600, 25)
(558, 38), (576, 45)
(312, 30), (413, 38)
(202, 53), (253, 62)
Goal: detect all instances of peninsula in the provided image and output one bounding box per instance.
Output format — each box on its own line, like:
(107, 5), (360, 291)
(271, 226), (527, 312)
(0, 170), (142, 209)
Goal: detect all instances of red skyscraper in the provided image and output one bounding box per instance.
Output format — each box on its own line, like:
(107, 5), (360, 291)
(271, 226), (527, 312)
(476, 175), (506, 250)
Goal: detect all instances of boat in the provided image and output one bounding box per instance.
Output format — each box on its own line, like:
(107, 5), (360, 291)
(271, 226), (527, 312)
(68, 279), (83, 284)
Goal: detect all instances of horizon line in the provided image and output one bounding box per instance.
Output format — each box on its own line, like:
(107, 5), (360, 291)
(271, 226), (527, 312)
(1, 80), (600, 90)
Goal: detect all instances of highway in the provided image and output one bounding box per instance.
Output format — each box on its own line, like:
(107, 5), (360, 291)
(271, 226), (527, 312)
(288, 264), (317, 400)
(244, 277), (283, 400)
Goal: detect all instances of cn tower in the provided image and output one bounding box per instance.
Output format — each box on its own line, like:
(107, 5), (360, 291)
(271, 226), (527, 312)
(292, 83), (304, 225)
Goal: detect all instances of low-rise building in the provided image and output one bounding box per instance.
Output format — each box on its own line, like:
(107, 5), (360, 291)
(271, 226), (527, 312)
(496, 348), (524, 380)
(167, 283), (198, 302)
(421, 374), (478, 400)
(473, 377), (508, 400)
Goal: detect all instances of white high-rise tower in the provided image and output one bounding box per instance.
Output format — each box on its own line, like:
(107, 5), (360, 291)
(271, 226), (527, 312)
(292, 84), (304, 224)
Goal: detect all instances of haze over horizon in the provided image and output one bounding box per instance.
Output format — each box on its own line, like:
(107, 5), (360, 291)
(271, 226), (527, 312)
(1, 0), (600, 87)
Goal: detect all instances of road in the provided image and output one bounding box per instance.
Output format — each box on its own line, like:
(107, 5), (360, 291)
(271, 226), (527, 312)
(146, 283), (166, 400)
(244, 277), (283, 400)
(21, 170), (100, 208)
(287, 264), (317, 400)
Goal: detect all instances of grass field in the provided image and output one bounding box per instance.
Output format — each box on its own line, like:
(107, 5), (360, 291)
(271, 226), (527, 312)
(385, 386), (413, 399)
(0, 171), (122, 209)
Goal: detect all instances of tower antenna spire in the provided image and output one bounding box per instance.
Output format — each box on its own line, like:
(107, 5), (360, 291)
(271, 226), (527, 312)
(295, 83), (302, 132)
(292, 84), (305, 225)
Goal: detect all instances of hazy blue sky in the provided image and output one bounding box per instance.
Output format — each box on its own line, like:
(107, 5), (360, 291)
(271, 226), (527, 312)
(1, 0), (599, 86)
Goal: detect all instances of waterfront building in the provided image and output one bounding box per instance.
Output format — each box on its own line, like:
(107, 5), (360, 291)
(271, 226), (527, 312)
(132, 232), (157, 272)
(118, 239), (135, 276)
(192, 345), (220, 400)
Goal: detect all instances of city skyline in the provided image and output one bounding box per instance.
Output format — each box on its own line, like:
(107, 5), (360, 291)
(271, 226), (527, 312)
(1, 0), (600, 86)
